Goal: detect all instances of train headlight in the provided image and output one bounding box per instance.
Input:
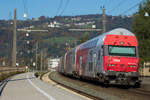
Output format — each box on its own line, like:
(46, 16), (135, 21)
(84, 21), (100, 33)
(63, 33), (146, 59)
(130, 65), (136, 67)
(120, 41), (124, 45)
(108, 64), (115, 66)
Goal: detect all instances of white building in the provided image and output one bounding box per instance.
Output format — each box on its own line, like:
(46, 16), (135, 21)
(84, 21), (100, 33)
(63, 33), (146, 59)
(47, 58), (60, 69)
(48, 21), (61, 28)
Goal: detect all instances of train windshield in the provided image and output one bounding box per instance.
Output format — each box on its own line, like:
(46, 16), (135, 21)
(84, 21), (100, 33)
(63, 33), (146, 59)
(108, 46), (136, 57)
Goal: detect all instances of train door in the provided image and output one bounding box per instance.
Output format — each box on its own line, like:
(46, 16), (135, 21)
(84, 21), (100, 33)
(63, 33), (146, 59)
(93, 53), (97, 77)
(61, 57), (64, 73)
(88, 50), (93, 76)
(79, 56), (82, 76)
(64, 53), (67, 73)
(100, 46), (104, 72)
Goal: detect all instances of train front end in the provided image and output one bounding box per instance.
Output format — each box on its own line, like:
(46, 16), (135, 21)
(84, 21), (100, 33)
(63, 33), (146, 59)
(103, 34), (141, 87)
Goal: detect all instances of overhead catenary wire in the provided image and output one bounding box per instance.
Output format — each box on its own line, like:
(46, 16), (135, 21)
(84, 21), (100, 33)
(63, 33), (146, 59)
(107, 0), (115, 8)
(120, 1), (143, 15)
(97, 0), (104, 6)
(56, 0), (63, 16)
(107, 0), (126, 13)
(104, 0), (110, 7)
(100, 0), (108, 7)
(23, 0), (27, 12)
(23, 0), (28, 13)
(22, 0), (28, 18)
(96, 0), (105, 13)
(96, 0), (101, 10)
(96, 0), (117, 14)
(102, 0), (106, 6)
(59, 0), (70, 16)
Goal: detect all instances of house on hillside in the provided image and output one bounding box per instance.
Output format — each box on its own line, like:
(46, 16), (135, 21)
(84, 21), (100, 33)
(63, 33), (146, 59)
(48, 21), (62, 28)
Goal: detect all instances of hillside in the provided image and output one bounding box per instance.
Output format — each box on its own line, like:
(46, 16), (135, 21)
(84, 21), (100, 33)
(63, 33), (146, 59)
(0, 14), (134, 65)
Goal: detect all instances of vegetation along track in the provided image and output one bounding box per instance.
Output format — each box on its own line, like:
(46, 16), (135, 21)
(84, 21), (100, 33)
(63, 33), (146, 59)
(49, 71), (150, 100)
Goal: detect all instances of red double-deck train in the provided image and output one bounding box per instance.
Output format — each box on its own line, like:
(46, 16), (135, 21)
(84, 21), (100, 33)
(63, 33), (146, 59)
(58, 28), (141, 87)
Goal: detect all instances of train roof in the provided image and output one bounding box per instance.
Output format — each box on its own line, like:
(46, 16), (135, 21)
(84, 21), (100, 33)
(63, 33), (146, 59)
(85, 28), (135, 43)
(76, 28), (136, 50)
(105, 28), (135, 36)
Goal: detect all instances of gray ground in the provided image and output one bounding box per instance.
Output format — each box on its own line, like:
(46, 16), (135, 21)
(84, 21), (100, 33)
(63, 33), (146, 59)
(50, 72), (150, 100)
(0, 72), (90, 100)
(140, 77), (150, 91)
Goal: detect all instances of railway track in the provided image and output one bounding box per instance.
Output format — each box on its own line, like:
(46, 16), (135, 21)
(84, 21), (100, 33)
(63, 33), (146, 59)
(128, 88), (150, 97)
(48, 73), (103, 100)
(47, 71), (150, 100)
(42, 72), (102, 100)
(48, 71), (121, 100)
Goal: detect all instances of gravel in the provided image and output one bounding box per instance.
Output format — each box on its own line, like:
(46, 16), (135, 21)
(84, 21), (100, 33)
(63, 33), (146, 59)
(49, 72), (121, 100)
(49, 72), (150, 100)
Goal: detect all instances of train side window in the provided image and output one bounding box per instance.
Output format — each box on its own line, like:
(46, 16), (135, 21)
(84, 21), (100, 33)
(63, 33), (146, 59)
(80, 56), (82, 68)
(88, 50), (93, 71)
(89, 62), (93, 71)
(89, 50), (93, 61)
(93, 53), (96, 58)
(98, 50), (100, 60)
(101, 45), (104, 56)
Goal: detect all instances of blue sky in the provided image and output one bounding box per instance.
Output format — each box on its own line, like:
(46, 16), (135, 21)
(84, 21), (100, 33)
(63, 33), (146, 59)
(0, 0), (143, 20)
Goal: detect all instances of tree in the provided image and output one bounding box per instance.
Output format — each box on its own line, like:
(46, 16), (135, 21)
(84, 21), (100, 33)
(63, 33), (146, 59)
(133, 0), (150, 63)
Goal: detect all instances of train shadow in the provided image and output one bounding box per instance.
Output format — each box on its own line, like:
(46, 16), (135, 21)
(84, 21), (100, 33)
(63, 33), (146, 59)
(81, 79), (134, 89)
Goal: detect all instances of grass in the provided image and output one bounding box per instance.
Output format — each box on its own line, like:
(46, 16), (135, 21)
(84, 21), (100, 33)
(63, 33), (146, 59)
(44, 36), (75, 45)
(0, 71), (25, 82)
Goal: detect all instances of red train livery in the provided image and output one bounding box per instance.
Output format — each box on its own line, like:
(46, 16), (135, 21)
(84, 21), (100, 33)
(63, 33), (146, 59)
(58, 28), (141, 87)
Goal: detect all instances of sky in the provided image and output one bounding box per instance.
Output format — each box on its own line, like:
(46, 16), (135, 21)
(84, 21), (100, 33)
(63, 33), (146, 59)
(0, 0), (143, 20)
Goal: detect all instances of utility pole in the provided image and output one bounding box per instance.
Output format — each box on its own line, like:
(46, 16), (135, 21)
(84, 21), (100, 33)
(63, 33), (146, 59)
(17, 29), (48, 70)
(12, 8), (17, 67)
(35, 41), (38, 70)
(7, 12), (12, 66)
(102, 6), (106, 33)
(43, 49), (47, 71)
(40, 50), (43, 71)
